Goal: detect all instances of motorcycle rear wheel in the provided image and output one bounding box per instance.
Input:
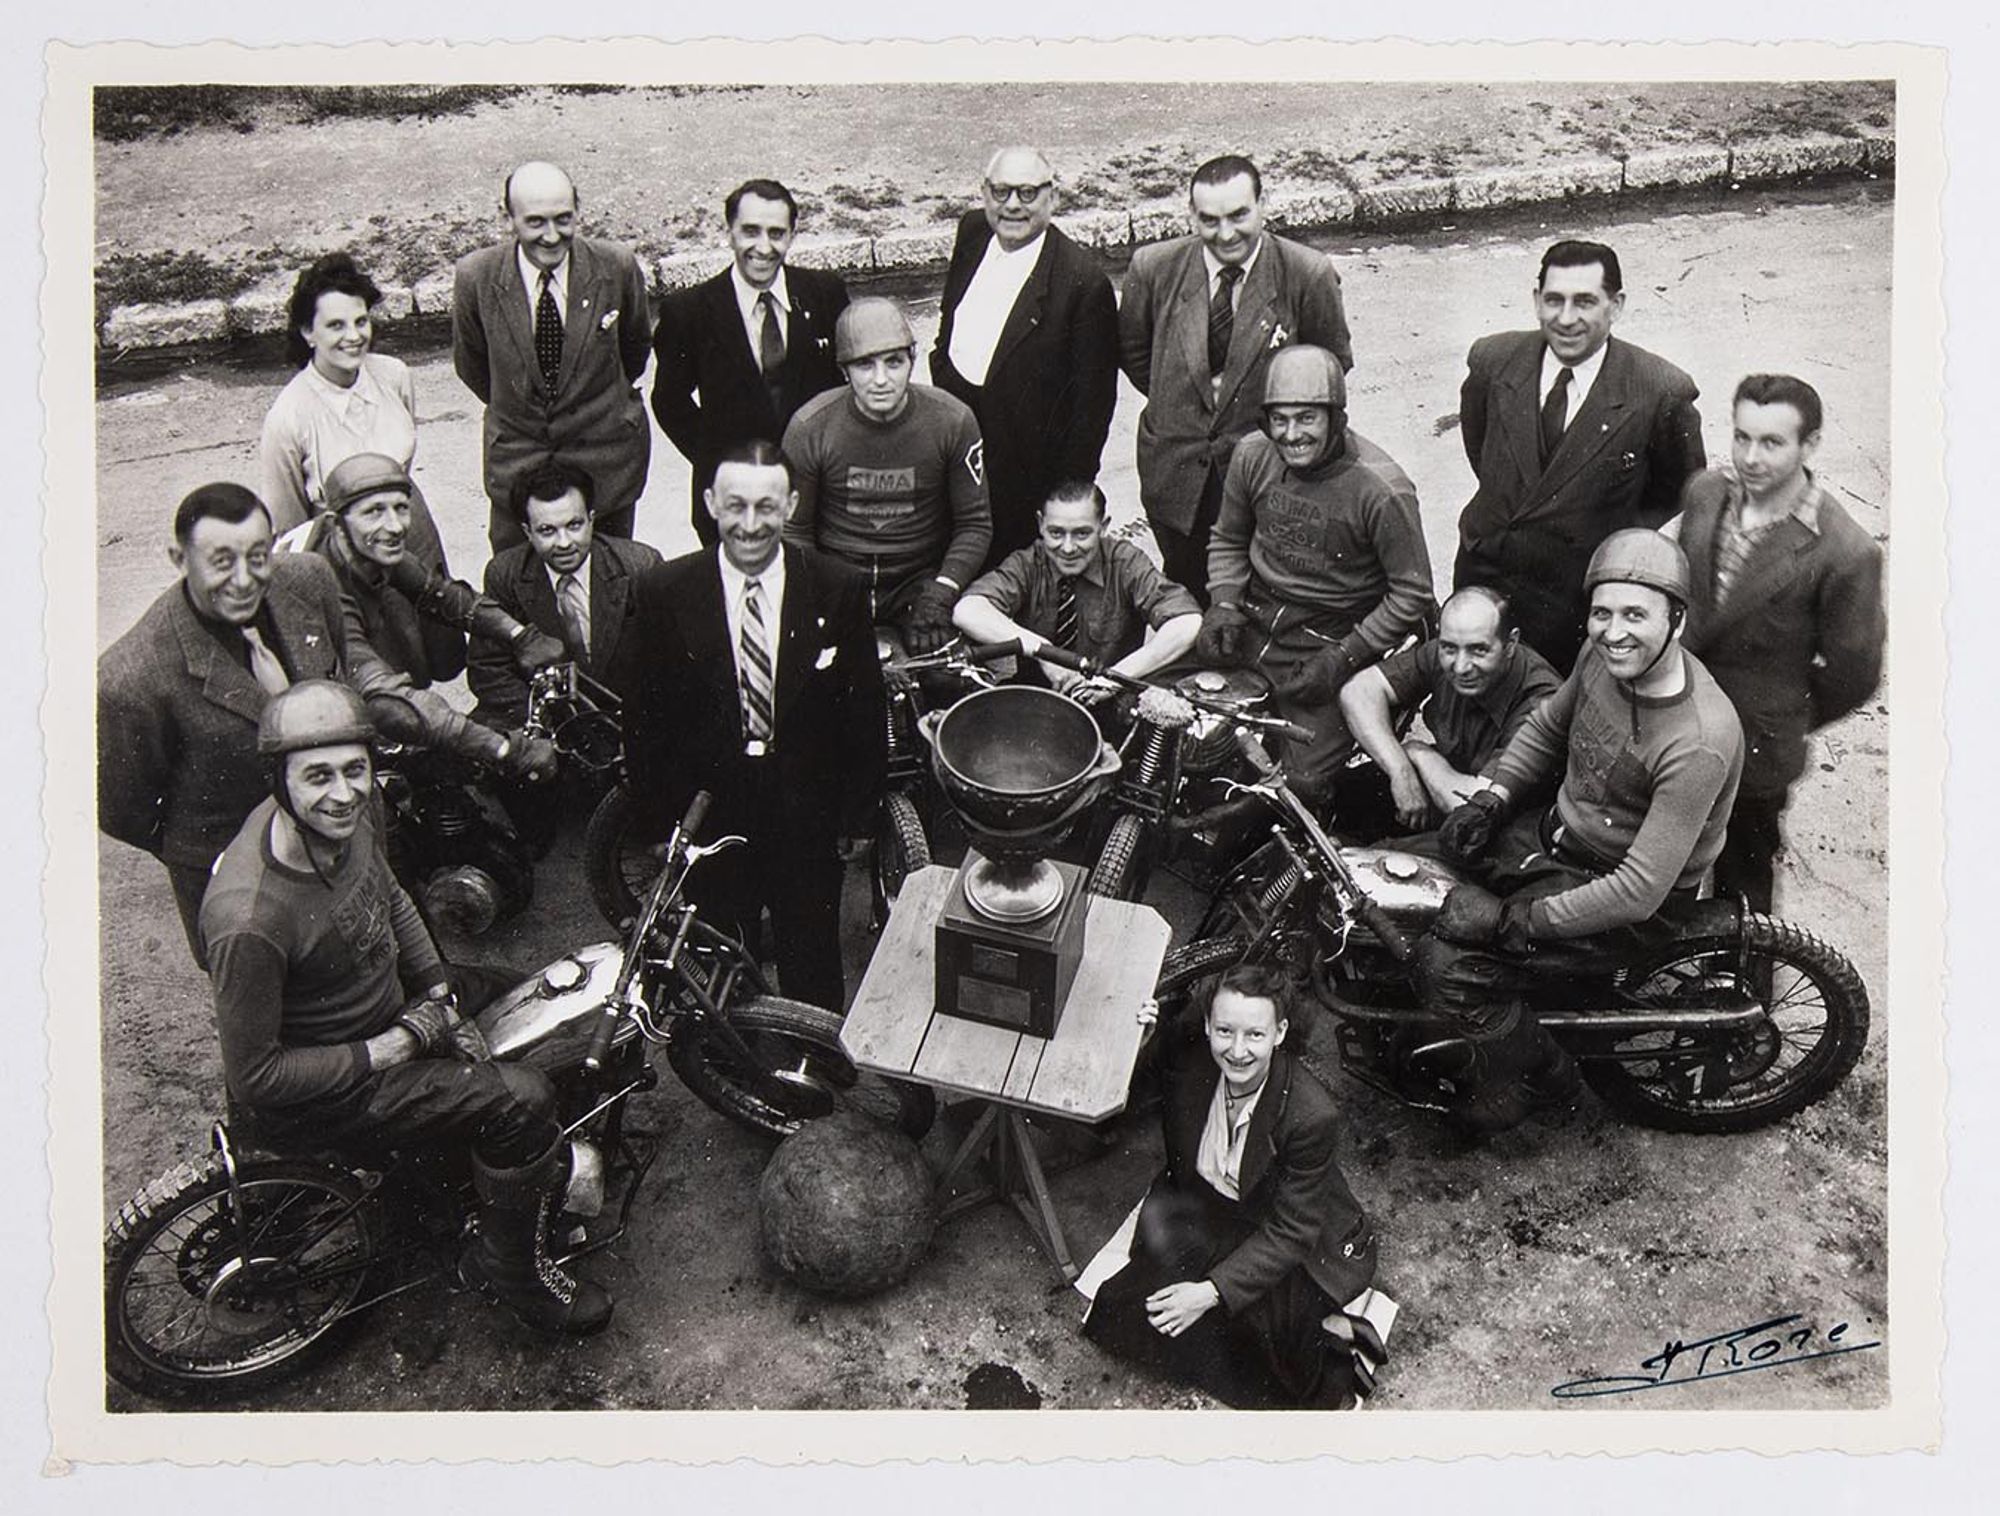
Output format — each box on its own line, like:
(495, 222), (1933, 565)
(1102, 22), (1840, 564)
(105, 1153), (378, 1401)
(1582, 915), (1871, 1134)
(668, 996), (938, 1142)
(582, 783), (655, 929)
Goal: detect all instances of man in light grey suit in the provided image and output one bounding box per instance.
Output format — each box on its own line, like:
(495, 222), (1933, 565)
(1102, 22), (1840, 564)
(1118, 154), (1354, 604)
(452, 160), (654, 550)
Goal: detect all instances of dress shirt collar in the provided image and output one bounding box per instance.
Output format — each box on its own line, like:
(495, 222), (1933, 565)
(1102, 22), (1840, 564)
(1202, 237), (1263, 291)
(517, 245), (571, 315)
(717, 545), (787, 612)
(1035, 539), (1108, 589)
(1540, 339), (1609, 408)
(300, 354), (382, 406)
(732, 264), (793, 323)
(544, 552), (593, 602)
(1196, 1072), (1268, 1198)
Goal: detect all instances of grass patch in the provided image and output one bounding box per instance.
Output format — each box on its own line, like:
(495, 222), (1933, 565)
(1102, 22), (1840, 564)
(94, 248), (271, 331)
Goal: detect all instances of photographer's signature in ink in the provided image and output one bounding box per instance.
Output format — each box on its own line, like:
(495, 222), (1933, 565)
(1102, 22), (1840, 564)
(1551, 1313), (1881, 1399)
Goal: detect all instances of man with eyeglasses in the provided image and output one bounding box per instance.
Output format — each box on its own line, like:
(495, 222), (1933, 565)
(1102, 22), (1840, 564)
(931, 146), (1119, 570)
(1120, 154), (1354, 604)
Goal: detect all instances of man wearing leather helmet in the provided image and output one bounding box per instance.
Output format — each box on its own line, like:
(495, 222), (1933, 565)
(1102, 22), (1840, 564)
(1199, 343), (1434, 797)
(1415, 529), (1744, 1133)
(200, 680), (613, 1335)
(297, 451), (564, 783)
(781, 296), (992, 651)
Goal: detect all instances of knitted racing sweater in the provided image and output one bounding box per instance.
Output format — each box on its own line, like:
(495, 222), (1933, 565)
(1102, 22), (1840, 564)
(1486, 644), (1743, 938)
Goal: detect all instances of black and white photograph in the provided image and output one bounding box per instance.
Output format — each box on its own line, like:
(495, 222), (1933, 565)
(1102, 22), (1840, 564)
(32, 24), (1957, 1480)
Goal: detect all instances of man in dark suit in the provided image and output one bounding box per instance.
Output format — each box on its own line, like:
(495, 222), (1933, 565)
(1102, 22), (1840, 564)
(651, 179), (850, 548)
(930, 147), (1119, 567)
(1118, 154), (1354, 603)
(1454, 238), (1706, 669)
(98, 482), (349, 963)
(1670, 374), (1885, 914)
(452, 160), (654, 550)
(466, 460), (662, 733)
(619, 440), (885, 1011)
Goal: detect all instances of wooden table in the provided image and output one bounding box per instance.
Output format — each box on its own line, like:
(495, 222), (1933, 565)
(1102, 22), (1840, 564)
(841, 866), (1171, 1279)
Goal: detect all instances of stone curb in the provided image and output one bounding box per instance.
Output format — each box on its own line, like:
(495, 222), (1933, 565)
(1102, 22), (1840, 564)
(98, 131), (1894, 352)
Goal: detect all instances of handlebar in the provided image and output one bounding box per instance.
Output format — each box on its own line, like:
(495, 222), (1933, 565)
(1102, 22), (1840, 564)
(1028, 646), (1316, 744)
(584, 790), (713, 1072)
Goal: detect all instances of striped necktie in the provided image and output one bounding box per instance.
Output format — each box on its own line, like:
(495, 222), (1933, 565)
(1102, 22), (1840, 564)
(1208, 265), (1243, 377)
(1053, 574), (1080, 651)
(556, 571), (590, 663)
(739, 577), (774, 744)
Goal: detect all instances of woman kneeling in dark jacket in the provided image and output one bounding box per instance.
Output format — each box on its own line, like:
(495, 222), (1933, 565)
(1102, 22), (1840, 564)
(1083, 963), (1383, 1408)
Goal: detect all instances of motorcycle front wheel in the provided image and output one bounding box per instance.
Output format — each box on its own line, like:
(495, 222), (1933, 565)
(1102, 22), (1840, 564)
(668, 996), (938, 1142)
(105, 1153), (378, 1401)
(1582, 915), (1871, 1134)
(1086, 812), (1153, 902)
(582, 783), (656, 929)
(871, 789), (932, 924)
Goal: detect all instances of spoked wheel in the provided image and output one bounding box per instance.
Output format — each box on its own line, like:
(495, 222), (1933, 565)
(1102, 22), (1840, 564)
(871, 789), (932, 925)
(1581, 915), (1871, 1134)
(105, 1154), (379, 1400)
(668, 996), (937, 1142)
(582, 784), (657, 930)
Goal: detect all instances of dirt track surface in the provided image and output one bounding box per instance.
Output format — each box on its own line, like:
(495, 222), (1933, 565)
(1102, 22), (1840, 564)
(95, 181), (1892, 1414)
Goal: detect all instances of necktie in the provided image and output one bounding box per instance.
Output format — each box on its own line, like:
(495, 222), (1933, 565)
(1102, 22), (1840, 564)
(1053, 575), (1080, 651)
(1208, 265), (1244, 377)
(556, 571), (590, 664)
(534, 271), (563, 391)
(241, 625), (290, 695)
(739, 578), (774, 744)
(757, 291), (787, 417)
(1539, 365), (1574, 465)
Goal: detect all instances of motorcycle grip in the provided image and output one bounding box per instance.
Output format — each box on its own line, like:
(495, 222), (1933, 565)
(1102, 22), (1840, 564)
(1234, 727), (1280, 775)
(1033, 643), (1095, 674)
(582, 998), (623, 1073)
(681, 790), (712, 842)
(1352, 895), (1416, 963)
(1271, 718), (1315, 744)
(966, 638), (1025, 664)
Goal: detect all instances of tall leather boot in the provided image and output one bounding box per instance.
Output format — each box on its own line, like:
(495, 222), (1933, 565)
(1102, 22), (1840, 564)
(1447, 1002), (1547, 1135)
(461, 1140), (613, 1336)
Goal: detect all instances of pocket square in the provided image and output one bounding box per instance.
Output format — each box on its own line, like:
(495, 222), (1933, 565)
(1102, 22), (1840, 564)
(815, 646), (839, 670)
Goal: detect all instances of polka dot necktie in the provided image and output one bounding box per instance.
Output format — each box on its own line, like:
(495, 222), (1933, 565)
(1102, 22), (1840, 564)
(534, 271), (563, 390)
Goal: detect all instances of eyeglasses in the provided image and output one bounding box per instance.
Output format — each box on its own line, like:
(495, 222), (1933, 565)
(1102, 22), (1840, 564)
(984, 180), (1053, 205)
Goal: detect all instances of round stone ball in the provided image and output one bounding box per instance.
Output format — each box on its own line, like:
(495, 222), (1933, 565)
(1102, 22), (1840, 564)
(758, 1112), (938, 1298)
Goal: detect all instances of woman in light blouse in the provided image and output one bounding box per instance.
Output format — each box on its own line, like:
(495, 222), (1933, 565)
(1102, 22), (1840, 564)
(259, 253), (424, 536)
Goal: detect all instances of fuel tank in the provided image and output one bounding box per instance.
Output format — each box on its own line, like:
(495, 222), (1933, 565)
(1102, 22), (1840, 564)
(474, 942), (643, 1074)
(1340, 846), (1466, 930)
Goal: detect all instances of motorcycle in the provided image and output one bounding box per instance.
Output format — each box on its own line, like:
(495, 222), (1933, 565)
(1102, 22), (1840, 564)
(103, 792), (936, 1401)
(1150, 726), (1870, 1136)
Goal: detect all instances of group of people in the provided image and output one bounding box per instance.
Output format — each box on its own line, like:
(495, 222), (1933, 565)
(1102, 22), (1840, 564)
(96, 144), (1886, 1403)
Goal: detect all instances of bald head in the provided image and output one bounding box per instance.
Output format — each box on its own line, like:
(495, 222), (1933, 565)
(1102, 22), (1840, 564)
(504, 161), (579, 272)
(981, 146), (1055, 250)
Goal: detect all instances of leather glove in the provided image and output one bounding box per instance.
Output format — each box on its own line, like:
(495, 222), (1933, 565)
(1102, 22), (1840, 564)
(503, 729), (560, 783)
(1195, 602), (1249, 664)
(900, 581), (958, 655)
(395, 990), (460, 1056)
(511, 626), (568, 676)
(1434, 884), (1534, 954)
(1438, 787), (1509, 864)
(1277, 644), (1362, 706)
(443, 1016), (495, 1065)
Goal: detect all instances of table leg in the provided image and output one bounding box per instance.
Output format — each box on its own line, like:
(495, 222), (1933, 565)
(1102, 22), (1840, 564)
(936, 1103), (1003, 1221)
(1005, 1111), (1078, 1281)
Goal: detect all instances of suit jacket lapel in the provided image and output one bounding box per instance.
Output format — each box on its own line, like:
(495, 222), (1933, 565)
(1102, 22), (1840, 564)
(588, 542), (634, 670)
(1704, 515), (1816, 637)
(1536, 340), (1631, 500)
(1235, 1052), (1290, 1199)
(264, 570), (336, 680)
(170, 594), (263, 724)
(1216, 243), (1281, 412)
(1170, 245), (1214, 413)
(1494, 338), (1545, 487)
(556, 238), (600, 396)
(986, 230), (1054, 379)
(771, 544), (818, 727)
(491, 245), (539, 392)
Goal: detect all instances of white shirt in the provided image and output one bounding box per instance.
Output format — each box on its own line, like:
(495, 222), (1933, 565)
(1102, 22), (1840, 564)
(946, 230), (1045, 386)
(517, 246), (571, 327)
(732, 265), (792, 364)
(545, 555), (594, 652)
(1539, 341), (1609, 432)
(716, 549), (787, 752)
(1195, 1076), (1267, 1200)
